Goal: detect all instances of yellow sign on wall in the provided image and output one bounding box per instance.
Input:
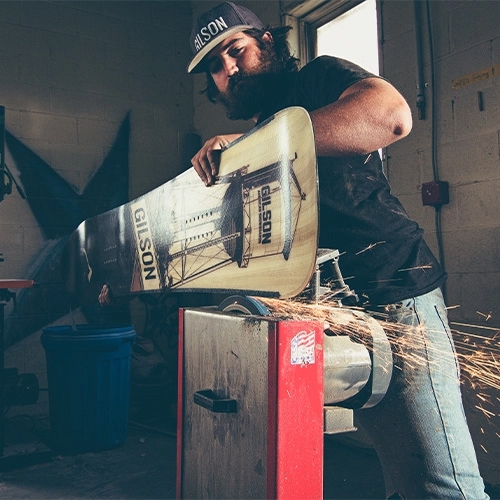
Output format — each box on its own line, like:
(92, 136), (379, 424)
(452, 64), (500, 89)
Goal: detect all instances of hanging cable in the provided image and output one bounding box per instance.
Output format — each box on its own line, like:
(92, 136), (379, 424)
(413, 0), (426, 120)
(425, 0), (447, 299)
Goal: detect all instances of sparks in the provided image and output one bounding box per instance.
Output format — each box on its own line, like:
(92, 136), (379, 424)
(256, 296), (500, 439)
(476, 310), (493, 322)
(356, 241), (386, 255)
(398, 264), (433, 272)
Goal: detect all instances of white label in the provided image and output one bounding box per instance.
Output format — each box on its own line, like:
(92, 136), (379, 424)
(291, 330), (315, 365)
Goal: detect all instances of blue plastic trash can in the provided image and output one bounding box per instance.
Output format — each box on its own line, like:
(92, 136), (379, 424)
(41, 324), (136, 453)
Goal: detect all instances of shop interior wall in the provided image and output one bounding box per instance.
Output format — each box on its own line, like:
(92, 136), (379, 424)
(380, 0), (500, 328)
(378, 1), (500, 482)
(0, 1), (195, 414)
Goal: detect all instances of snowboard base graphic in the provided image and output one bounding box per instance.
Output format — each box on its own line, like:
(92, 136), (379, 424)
(63, 107), (318, 304)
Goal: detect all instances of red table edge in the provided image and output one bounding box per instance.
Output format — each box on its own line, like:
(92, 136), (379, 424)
(0, 279), (35, 289)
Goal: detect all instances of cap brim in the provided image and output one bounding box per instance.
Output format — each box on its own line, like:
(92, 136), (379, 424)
(187, 25), (254, 74)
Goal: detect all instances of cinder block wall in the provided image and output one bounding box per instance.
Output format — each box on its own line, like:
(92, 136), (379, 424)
(1, 1), (194, 414)
(379, 0), (500, 484)
(382, 0), (500, 329)
(0, 1), (194, 280)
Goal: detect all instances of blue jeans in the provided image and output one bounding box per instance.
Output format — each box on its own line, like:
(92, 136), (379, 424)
(356, 288), (488, 499)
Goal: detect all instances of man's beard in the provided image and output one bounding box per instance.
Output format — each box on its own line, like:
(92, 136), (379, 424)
(216, 46), (284, 121)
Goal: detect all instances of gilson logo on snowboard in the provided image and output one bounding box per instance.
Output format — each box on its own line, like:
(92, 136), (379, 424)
(131, 201), (161, 290)
(259, 185), (272, 244)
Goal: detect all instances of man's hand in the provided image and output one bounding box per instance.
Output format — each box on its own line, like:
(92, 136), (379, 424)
(99, 284), (112, 306)
(191, 133), (243, 186)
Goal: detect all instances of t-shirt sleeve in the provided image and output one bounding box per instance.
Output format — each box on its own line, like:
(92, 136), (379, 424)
(294, 56), (380, 111)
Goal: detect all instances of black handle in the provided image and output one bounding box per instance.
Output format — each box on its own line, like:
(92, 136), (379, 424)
(193, 389), (238, 413)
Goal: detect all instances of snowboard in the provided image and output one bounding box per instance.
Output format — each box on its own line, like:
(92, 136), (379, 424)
(62, 107), (318, 304)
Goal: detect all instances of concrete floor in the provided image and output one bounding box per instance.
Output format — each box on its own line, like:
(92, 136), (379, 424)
(0, 397), (498, 499)
(0, 414), (176, 499)
(0, 415), (385, 499)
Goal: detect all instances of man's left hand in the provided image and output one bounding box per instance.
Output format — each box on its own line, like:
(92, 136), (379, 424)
(191, 133), (243, 186)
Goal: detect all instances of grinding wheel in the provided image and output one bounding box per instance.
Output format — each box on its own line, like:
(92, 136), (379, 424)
(218, 295), (271, 316)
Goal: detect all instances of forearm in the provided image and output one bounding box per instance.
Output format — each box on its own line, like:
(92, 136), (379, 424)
(310, 78), (412, 157)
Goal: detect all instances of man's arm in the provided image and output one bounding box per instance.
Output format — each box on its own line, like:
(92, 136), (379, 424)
(311, 77), (412, 157)
(191, 77), (412, 185)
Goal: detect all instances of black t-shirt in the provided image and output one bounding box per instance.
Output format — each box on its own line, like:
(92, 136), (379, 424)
(258, 56), (446, 306)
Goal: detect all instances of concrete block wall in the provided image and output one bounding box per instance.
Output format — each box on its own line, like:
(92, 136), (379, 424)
(0, 1), (194, 280)
(0, 1), (194, 415)
(379, 0), (500, 485)
(382, 0), (500, 329)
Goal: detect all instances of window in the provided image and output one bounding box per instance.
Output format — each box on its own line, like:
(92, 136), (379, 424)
(284, 0), (383, 160)
(316, 0), (379, 74)
(284, 0), (379, 74)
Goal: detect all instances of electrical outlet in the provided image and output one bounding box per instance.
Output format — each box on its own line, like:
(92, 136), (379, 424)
(421, 180), (449, 206)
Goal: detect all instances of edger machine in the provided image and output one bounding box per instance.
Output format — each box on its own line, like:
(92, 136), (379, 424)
(176, 249), (393, 499)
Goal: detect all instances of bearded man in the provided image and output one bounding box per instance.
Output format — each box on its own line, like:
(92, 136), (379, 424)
(188, 2), (488, 499)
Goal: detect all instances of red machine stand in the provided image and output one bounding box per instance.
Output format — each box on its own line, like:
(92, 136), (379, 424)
(176, 307), (324, 500)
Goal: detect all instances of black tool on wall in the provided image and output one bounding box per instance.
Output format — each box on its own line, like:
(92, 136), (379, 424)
(0, 106), (11, 202)
(0, 106), (26, 202)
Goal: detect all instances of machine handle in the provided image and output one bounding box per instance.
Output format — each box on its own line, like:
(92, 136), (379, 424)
(194, 389), (238, 413)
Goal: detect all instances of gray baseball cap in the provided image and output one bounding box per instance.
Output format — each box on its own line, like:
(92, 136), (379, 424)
(188, 2), (265, 73)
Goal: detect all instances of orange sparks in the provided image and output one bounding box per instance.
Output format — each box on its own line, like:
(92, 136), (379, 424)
(256, 297), (500, 434)
(476, 310), (493, 322)
(356, 241), (386, 255)
(398, 264), (433, 272)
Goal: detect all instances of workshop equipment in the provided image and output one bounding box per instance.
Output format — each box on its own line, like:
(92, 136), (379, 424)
(176, 250), (393, 499)
(3, 367), (39, 407)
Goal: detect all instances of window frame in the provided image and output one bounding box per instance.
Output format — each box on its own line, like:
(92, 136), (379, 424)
(283, 0), (377, 66)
